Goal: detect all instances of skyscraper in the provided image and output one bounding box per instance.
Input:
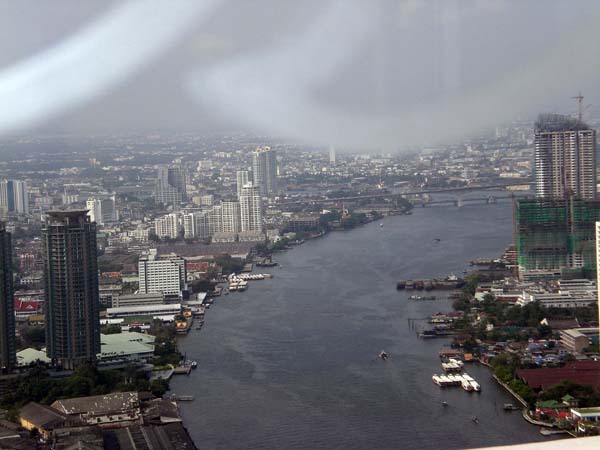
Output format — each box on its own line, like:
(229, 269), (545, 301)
(221, 201), (241, 233)
(154, 213), (180, 239)
(236, 170), (249, 199)
(534, 114), (596, 200)
(0, 222), (15, 373)
(155, 166), (187, 205)
(329, 145), (336, 165)
(43, 210), (100, 369)
(252, 146), (278, 196)
(0, 180), (29, 215)
(240, 183), (263, 232)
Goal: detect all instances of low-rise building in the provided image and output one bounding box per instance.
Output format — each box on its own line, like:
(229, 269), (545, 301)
(106, 303), (181, 319)
(51, 392), (141, 428)
(112, 292), (165, 308)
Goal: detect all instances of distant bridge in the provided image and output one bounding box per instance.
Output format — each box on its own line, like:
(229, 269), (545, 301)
(279, 181), (532, 206)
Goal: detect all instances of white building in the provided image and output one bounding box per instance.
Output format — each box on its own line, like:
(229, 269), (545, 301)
(236, 170), (249, 199)
(86, 196), (117, 225)
(138, 249), (185, 296)
(252, 146), (278, 196)
(221, 201), (241, 233)
(209, 204), (223, 235)
(154, 213), (180, 239)
(240, 183), (262, 232)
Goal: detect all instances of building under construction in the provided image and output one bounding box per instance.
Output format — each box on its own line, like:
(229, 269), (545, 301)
(515, 197), (600, 278)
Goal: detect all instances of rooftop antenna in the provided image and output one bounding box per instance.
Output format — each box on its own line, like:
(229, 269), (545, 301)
(572, 92), (584, 121)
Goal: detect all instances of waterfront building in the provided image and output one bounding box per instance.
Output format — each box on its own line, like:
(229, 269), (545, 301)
(155, 166), (186, 205)
(221, 201), (241, 233)
(209, 205), (223, 235)
(240, 183), (262, 232)
(112, 292), (165, 308)
(236, 170), (249, 199)
(42, 210), (101, 370)
(515, 198), (600, 277)
(0, 222), (15, 373)
(534, 114), (596, 200)
(252, 146), (278, 196)
(138, 249), (185, 297)
(154, 213), (180, 239)
(106, 303), (181, 319)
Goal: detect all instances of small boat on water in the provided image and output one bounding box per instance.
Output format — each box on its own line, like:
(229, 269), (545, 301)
(442, 401), (448, 407)
(378, 351), (389, 361)
(472, 416), (479, 424)
(380, 223), (384, 227)
(503, 404), (520, 411)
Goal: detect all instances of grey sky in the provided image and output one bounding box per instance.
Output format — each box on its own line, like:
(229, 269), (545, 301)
(0, 0), (599, 150)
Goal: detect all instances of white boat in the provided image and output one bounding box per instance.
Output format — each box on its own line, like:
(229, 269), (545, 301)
(432, 375), (442, 386)
(470, 381), (481, 392)
(462, 380), (474, 392)
(229, 283), (239, 291)
(462, 373), (474, 382)
(448, 358), (464, 368)
(237, 281), (248, 291)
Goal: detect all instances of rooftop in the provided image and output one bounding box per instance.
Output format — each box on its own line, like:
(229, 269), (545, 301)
(51, 391), (139, 416)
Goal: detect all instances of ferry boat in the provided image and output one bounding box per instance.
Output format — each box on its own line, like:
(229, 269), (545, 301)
(461, 379), (474, 392)
(470, 381), (481, 392)
(237, 281), (248, 291)
(442, 361), (462, 372)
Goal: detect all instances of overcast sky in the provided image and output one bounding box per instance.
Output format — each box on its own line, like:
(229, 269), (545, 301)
(1, 0), (599, 150)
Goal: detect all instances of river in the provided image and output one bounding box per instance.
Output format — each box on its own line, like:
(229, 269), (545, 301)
(171, 200), (552, 450)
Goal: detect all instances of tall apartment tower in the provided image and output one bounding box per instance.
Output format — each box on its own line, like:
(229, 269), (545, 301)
(240, 183), (263, 232)
(0, 180), (29, 215)
(42, 211), (100, 369)
(221, 201), (241, 233)
(0, 222), (15, 373)
(155, 166), (187, 205)
(252, 146), (277, 196)
(534, 114), (597, 200)
(329, 145), (336, 165)
(236, 170), (249, 199)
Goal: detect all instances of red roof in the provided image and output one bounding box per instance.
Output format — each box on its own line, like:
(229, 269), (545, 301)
(14, 299), (41, 313)
(517, 361), (600, 390)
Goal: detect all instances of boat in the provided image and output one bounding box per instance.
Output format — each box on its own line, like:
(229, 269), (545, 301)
(380, 223), (384, 227)
(419, 329), (438, 338)
(470, 381), (481, 392)
(432, 375), (442, 386)
(378, 350), (389, 361)
(442, 401), (448, 407)
(503, 404), (520, 411)
(472, 416), (479, 424)
(461, 379), (474, 392)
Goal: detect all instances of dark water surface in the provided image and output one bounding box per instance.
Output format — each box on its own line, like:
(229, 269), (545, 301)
(171, 202), (551, 450)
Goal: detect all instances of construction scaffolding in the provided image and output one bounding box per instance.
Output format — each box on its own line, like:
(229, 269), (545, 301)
(515, 198), (600, 276)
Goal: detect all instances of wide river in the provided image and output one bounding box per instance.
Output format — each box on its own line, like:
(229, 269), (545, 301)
(171, 199), (551, 449)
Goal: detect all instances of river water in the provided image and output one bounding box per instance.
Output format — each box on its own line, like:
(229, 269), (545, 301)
(171, 200), (551, 450)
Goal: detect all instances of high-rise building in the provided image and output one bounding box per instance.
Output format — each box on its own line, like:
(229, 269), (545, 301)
(138, 249), (185, 297)
(252, 146), (278, 196)
(0, 222), (15, 373)
(209, 204), (223, 235)
(154, 213), (180, 239)
(595, 222), (600, 333)
(534, 114), (596, 200)
(515, 198), (600, 277)
(86, 199), (101, 224)
(0, 180), (29, 215)
(236, 170), (249, 199)
(11, 181), (28, 215)
(155, 166), (187, 205)
(43, 210), (100, 369)
(221, 201), (241, 233)
(329, 145), (336, 165)
(240, 183), (262, 232)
